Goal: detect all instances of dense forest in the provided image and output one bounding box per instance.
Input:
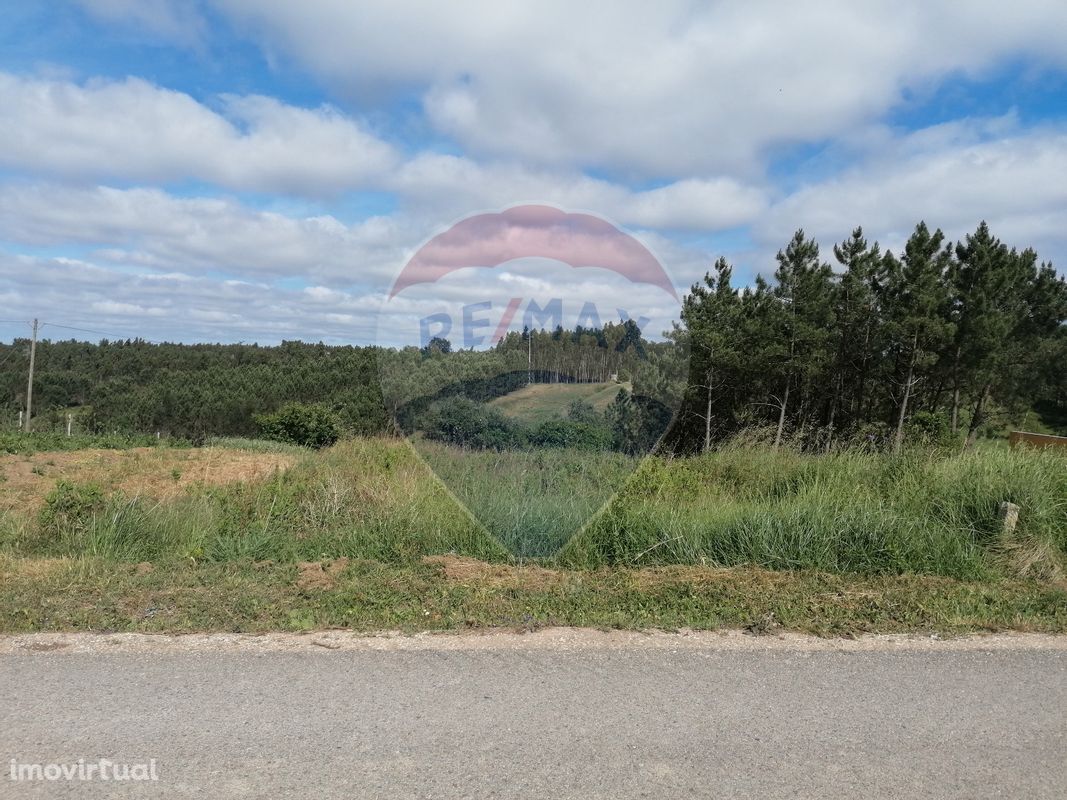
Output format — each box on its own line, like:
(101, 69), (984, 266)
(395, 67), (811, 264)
(0, 340), (390, 440)
(1, 220), (1064, 451)
(670, 221), (1067, 452)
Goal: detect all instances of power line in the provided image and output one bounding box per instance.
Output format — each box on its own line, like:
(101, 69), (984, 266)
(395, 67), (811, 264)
(38, 321), (167, 345)
(0, 348), (21, 369)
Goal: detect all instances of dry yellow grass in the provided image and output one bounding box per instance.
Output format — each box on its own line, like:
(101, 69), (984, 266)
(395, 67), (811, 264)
(0, 447), (296, 512)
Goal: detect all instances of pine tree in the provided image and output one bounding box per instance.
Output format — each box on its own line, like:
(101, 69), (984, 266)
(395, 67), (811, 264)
(680, 257), (743, 450)
(770, 230), (835, 447)
(831, 227), (883, 440)
(879, 222), (954, 453)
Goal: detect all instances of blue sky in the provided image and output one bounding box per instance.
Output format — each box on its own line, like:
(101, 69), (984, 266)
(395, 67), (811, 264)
(0, 0), (1065, 346)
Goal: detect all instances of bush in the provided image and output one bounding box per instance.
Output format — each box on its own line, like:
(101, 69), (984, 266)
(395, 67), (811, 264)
(254, 403), (340, 449)
(39, 481), (106, 538)
(530, 418), (612, 450)
(907, 410), (957, 448)
(418, 396), (526, 450)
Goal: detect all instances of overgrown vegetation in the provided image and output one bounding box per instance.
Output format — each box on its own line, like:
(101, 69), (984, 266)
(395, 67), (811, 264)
(0, 435), (1064, 633)
(1, 218), (1064, 635)
(254, 402), (341, 449)
(0, 431), (176, 454)
(2, 437), (1064, 578)
(561, 441), (1067, 580)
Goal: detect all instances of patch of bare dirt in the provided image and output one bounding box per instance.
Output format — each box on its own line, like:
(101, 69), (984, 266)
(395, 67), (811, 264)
(0, 557), (76, 580)
(422, 555), (565, 590)
(0, 447), (296, 512)
(295, 558), (350, 591)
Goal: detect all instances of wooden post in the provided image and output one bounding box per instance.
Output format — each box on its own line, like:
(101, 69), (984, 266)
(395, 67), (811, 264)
(998, 502), (1020, 535)
(23, 318), (38, 432)
(67, 413), (73, 437)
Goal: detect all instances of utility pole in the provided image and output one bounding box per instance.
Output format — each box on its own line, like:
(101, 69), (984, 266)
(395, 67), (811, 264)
(24, 318), (37, 432)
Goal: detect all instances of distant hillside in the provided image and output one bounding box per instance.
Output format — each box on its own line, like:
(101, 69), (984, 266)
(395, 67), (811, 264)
(489, 381), (629, 425)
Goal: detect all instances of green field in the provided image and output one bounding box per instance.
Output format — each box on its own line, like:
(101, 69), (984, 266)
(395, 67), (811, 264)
(489, 381), (629, 424)
(1, 433), (1065, 634)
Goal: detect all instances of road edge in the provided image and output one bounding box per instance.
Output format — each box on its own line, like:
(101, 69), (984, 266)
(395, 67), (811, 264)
(3, 627), (1067, 655)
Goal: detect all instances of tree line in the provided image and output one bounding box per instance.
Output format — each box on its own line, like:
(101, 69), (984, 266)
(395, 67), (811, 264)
(670, 221), (1067, 452)
(0, 339), (389, 440)
(2, 219), (1063, 452)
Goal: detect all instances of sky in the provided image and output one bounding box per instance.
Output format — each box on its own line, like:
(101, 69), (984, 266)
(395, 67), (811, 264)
(0, 0), (1065, 347)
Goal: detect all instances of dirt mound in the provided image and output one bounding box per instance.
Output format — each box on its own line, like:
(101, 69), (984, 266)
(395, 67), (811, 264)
(421, 555), (564, 590)
(296, 558), (350, 591)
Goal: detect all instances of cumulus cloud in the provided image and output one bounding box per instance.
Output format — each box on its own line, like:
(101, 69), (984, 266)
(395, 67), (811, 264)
(389, 154), (767, 230)
(755, 120), (1067, 266)
(0, 184), (411, 285)
(0, 252), (382, 344)
(204, 0), (1067, 177)
(0, 72), (398, 195)
(3, 2), (1066, 345)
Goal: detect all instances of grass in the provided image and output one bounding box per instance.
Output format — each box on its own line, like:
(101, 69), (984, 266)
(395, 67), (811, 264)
(1, 439), (505, 565)
(561, 442), (1067, 580)
(204, 436), (310, 454)
(2, 436), (1065, 577)
(0, 431), (177, 454)
(1, 554), (1064, 635)
(0, 434), (1065, 635)
(415, 439), (635, 557)
(489, 381), (628, 425)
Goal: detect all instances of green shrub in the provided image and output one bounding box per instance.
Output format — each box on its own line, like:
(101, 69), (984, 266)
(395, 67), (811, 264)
(418, 396), (527, 450)
(39, 481), (106, 537)
(530, 418), (612, 450)
(254, 403), (340, 449)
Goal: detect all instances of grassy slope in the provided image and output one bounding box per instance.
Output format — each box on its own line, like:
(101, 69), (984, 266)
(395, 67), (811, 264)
(489, 381), (628, 424)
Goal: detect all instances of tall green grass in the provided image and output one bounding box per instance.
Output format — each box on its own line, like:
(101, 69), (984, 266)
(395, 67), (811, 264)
(3, 436), (1064, 580)
(415, 439), (635, 557)
(560, 443), (1067, 579)
(12, 440), (505, 564)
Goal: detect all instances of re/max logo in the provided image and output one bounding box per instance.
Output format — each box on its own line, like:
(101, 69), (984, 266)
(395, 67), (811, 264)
(420, 298), (651, 349)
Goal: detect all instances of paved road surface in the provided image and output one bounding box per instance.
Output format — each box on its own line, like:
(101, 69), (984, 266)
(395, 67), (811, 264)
(1, 631), (1065, 798)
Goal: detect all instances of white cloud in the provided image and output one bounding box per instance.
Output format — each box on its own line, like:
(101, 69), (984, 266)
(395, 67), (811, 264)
(0, 72), (398, 195)
(389, 154), (766, 230)
(0, 184), (410, 286)
(76, 0), (207, 46)
(755, 121), (1067, 266)
(207, 0), (1067, 177)
(0, 252), (382, 344)
(0, 159), (755, 293)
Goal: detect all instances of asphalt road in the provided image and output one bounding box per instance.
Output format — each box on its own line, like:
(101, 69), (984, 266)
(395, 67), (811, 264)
(2, 632), (1065, 799)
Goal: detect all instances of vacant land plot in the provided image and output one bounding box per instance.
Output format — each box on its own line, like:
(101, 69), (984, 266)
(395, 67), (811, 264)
(0, 434), (1065, 635)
